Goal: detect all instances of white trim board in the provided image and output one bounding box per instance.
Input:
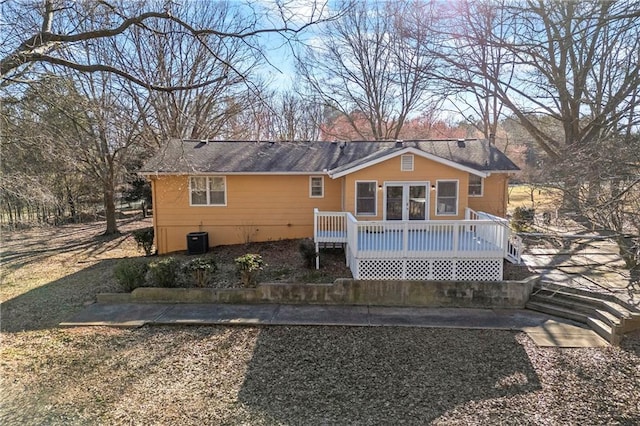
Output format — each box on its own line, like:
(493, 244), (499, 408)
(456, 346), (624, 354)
(329, 147), (489, 179)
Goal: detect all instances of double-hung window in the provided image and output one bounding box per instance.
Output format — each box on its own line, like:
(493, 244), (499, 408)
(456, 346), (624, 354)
(190, 176), (226, 206)
(468, 174), (483, 196)
(436, 180), (458, 216)
(356, 181), (377, 216)
(310, 176), (324, 198)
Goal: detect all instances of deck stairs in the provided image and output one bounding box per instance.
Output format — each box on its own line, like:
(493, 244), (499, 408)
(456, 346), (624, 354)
(526, 280), (640, 345)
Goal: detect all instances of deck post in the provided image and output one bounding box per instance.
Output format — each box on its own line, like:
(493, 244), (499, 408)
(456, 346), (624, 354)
(313, 208), (319, 269)
(452, 222), (460, 256)
(402, 221), (409, 255)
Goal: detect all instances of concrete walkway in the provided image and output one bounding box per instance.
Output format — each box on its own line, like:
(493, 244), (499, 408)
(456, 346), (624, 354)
(521, 230), (639, 310)
(61, 303), (608, 348)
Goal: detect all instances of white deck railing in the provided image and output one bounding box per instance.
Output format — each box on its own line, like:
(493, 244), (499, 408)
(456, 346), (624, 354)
(314, 209), (517, 258)
(466, 208), (522, 264)
(313, 208), (348, 243)
(345, 212), (507, 280)
(346, 218), (505, 259)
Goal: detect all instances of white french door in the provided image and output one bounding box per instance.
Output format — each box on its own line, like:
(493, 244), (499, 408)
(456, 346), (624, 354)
(384, 182), (429, 221)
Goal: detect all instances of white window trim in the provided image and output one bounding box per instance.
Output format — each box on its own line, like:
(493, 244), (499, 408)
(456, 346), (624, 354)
(309, 176), (324, 198)
(435, 179), (459, 217)
(355, 180), (377, 216)
(468, 174), (484, 197)
(401, 154), (414, 171)
(189, 176), (227, 207)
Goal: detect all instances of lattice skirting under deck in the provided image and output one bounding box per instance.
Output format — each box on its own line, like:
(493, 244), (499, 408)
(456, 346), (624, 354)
(354, 258), (503, 281)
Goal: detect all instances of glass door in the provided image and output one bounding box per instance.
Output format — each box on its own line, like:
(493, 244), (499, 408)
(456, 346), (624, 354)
(385, 183), (428, 220)
(408, 185), (427, 220)
(385, 185), (404, 220)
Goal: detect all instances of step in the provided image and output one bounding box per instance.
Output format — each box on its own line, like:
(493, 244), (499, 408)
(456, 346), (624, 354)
(587, 317), (622, 345)
(594, 309), (622, 329)
(532, 288), (636, 322)
(529, 292), (598, 316)
(536, 281), (640, 314)
(525, 301), (589, 324)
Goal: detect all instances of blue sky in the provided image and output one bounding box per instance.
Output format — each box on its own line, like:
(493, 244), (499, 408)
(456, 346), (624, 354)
(251, 0), (333, 91)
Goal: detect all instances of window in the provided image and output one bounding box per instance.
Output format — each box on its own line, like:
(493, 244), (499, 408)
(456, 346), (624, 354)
(356, 181), (376, 215)
(310, 176), (324, 198)
(468, 174), (483, 196)
(190, 176), (226, 206)
(436, 180), (458, 215)
(401, 154), (414, 171)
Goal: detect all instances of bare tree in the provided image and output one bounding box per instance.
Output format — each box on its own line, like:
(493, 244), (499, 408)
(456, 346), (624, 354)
(1, 78), (101, 226)
(438, 1), (639, 203)
(471, 1), (638, 159)
(1, 0), (337, 90)
(121, 1), (262, 141)
(436, 0), (640, 266)
(431, 0), (516, 141)
(72, 74), (150, 234)
(567, 134), (640, 268)
(264, 91), (325, 141)
(296, 0), (442, 140)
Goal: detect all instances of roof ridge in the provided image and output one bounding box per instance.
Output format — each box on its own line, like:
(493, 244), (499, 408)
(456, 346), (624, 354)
(177, 138), (485, 144)
(140, 138), (519, 175)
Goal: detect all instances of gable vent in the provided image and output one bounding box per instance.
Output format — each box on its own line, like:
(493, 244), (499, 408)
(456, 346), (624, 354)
(401, 154), (414, 171)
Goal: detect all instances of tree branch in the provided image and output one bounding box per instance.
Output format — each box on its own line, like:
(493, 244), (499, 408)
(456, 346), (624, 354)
(11, 54), (228, 92)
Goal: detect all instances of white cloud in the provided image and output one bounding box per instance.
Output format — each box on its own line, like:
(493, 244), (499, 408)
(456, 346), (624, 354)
(258, 0), (333, 26)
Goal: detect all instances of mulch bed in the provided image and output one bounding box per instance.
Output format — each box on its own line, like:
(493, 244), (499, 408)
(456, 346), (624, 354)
(156, 239), (533, 289)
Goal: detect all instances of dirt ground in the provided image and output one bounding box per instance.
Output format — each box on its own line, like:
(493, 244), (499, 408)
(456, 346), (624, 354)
(1, 218), (639, 425)
(172, 239), (353, 289)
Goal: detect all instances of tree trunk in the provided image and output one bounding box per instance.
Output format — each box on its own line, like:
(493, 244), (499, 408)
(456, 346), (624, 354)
(66, 182), (77, 220)
(6, 200), (14, 227)
(103, 180), (119, 235)
(616, 236), (639, 269)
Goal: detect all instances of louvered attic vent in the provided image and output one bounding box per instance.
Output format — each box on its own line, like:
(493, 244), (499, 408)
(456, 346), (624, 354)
(401, 154), (414, 171)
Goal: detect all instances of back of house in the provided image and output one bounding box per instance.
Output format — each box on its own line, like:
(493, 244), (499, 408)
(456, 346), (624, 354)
(139, 139), (519, 254)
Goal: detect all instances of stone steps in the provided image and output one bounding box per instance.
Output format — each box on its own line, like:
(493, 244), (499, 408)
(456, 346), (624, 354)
(526, 281), (640, 345)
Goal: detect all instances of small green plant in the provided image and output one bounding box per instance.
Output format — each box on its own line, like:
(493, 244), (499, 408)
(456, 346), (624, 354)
(132, 227), (154, 256)
(183, 257), (217, 287)
(235, 253), (264, 287)
(299, 239), (317, 269)
(147, 257), (181, 288)
(114, 258), (149, 292)
(512, 207), (535, 232)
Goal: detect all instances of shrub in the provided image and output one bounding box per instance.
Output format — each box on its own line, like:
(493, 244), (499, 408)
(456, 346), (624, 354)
(132, 227), (154, 256)
(299, 239), (317, 269)
(183, 257), (217, 287)
(512, 207), (535, 232)
(235, 253), (264, 287)
(147, 257), (181, 288)
(114, 258), (149, 292)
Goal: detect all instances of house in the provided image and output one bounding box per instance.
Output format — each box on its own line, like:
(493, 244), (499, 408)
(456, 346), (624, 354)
(140, 138), (521, 281)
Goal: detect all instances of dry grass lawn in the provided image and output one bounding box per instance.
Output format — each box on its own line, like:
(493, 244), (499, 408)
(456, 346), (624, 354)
(1, 217), (639, 425)
(507, 184), (562, 213)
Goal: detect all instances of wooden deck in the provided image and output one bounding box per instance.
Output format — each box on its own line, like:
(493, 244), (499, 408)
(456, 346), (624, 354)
(314, 208), (522, 281)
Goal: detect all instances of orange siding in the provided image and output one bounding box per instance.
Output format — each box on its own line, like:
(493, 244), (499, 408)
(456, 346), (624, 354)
(151, 175), (341, 253)
(150, 154), (510, 253)
(343, 155), (509, 220)
(343, 155), (471, 220)
(468, 174), (509, 217)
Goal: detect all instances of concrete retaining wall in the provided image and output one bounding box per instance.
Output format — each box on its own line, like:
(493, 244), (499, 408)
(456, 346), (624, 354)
(98, 276), (538, 309)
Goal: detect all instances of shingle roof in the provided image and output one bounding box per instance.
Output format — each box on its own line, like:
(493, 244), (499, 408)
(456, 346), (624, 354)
(139, 139), (520, 175)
